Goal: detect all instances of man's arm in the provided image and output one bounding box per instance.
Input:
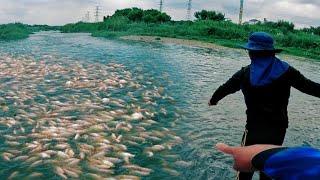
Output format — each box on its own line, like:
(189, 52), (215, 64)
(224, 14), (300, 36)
(209, 68), (244, 105)
(216, 143), (320, 179)
(252, 146), (320, 179)
(290, 67), (320, 98)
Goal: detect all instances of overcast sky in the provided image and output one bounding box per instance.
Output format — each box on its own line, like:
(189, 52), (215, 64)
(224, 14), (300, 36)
(0, 0), (319, 28)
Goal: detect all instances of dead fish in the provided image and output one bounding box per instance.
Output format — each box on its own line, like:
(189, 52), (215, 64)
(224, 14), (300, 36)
(66, 149), (75, 157)
(163, 168), (180, 176)
(67, 158), (80, 166)
(84, 173), (103, 180)
(74, 133), (80, 140)
(27, 172), (43, 178)
(63, 168), (79, 178)
(55, 166), (67, 179)
(111, 133), (122, 143)
(30, 160), (43, 168)
(57, 151), (69, 159)
(105, 157), (122, 164)
(13, 155), (29, 161)
(145, 151), (154, 157)
(5, 141), (20, 146)
(124, 165), (152, 176)
(39, 152), (51, 159)
(92, 151), (105, 159)
(25, 156), (40, 163)
(119, 152), (135, 164)
(2, 154), (11, 161)
(150, 145), (166, 152)
(8, 171), (19, 179)
(174, 160), (192, 168)
(131, 112), (144, 120)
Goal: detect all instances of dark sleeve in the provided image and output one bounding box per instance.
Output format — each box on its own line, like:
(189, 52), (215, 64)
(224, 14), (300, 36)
(210, 68), (244, 105)
(252, 147), (288, 171)
(252, 147), (320, 179)
(290, 67), (320, 98)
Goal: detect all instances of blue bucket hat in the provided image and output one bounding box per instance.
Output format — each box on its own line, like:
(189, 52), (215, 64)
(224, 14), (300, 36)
(241, 32), (282, 53)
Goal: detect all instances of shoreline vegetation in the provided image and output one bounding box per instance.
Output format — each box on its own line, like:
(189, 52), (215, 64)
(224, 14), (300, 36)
(60, 8), (320, 60)
(1, 8), (319, 60)
(0, 23), (58, 41)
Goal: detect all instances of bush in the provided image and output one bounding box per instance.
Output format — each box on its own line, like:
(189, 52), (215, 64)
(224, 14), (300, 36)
(0, 23), (32, 40)
(263, 20), (294, 32)
(112, 8), (171, 23)
(302, 26), (320, 36)
(194, 10), (225, 21)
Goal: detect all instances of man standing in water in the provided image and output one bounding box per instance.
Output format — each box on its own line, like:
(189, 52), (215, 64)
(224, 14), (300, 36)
(208, 32), (320, 180)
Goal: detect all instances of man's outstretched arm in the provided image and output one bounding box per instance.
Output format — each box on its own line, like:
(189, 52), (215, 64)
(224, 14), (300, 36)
(209, 68), (244, 106)
(290, 67), (320, 98)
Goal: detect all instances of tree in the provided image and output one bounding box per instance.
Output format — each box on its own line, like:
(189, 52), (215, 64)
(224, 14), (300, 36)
(264, 20), (295, 32)
(194, 10), (225, 21)
(111, 8), (171, 23)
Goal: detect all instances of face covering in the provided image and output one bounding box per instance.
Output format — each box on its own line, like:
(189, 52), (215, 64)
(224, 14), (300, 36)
(250, 56), (289, 86)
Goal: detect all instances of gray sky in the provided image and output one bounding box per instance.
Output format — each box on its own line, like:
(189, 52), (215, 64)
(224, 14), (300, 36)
(0, 0), (319, 28)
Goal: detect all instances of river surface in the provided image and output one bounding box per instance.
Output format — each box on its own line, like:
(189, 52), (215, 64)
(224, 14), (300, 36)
(0, 32), (319, 179)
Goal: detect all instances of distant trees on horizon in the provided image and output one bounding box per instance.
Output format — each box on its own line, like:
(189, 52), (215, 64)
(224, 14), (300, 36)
(194, 10), (225, 21)
(106, 8), (171, 23)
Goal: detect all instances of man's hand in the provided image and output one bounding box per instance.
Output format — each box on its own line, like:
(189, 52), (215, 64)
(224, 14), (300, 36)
(215, 143), (279, 172)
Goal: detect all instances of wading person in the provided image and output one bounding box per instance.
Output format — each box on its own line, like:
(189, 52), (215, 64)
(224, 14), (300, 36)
(208, 32), (320, 180)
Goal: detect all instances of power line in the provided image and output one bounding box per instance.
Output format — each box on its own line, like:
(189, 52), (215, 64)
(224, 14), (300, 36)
(187, 0), (192, 20)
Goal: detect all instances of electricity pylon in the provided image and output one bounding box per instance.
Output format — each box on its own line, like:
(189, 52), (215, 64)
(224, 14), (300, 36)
(187, 0), (192, 20)
(95, 6), (101, 22)
(239, 0), (244, 24)
(160, 0), (163, 12)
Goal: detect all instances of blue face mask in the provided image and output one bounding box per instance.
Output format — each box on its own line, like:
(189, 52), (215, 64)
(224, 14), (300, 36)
(250, 56), (289, 86)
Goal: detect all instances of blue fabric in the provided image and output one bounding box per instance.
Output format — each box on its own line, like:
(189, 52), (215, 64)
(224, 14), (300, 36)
(241, 32), (282, 51)
(264, 147), (320, 180)
(250, 56), (289, 86)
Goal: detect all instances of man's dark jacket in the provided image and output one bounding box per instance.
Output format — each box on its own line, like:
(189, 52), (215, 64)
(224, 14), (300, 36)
(210, 66), (320, 130)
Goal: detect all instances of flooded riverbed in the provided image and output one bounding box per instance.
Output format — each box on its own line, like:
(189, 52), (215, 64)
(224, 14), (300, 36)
(0, 32), (319, 179)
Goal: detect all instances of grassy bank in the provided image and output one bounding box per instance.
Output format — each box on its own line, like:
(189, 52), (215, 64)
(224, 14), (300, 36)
(0, 23), (59, 41)
(61, 17), (320, 60)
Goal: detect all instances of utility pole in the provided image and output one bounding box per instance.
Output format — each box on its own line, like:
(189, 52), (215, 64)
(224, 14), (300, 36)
(159, 0), (163, 12)
(239, 0), (244, 24)
(94, 6), (101, 22)
(85, 11), (90, 22)
(187, 0), (192, 20)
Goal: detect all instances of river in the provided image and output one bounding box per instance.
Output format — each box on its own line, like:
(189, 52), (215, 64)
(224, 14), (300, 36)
(0, 31), (319, 179)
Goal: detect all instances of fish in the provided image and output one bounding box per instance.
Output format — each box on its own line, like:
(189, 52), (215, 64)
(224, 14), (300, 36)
(149, 145), (166, 152)
(13, 155), (29, 161)
(30, 160), (43, 168)
(63, 168), (79, 178)
(55, 166), (67, 179)
(8, 171), (19, 180)
(27, 172), (43, 178)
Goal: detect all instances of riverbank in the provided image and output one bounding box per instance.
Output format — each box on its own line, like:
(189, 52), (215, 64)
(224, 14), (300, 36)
(120, 35), (227, 50)
(61, 20), (320, 61)
(120, 35), (315, 62)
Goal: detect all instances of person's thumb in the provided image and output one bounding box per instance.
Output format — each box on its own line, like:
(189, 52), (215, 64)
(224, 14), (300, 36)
(215, 143), (234, 155)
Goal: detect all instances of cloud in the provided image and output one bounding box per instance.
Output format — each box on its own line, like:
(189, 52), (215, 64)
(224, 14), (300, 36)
(0, 0), (319, 28)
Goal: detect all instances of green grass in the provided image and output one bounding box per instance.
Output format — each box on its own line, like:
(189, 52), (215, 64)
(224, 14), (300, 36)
(0, 23), (59, 41)
(0, 23), (32, 40)
(61, 19), (320, 60)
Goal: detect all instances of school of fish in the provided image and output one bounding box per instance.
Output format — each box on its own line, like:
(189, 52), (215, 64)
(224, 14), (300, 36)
(0, 54), (183, 179)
